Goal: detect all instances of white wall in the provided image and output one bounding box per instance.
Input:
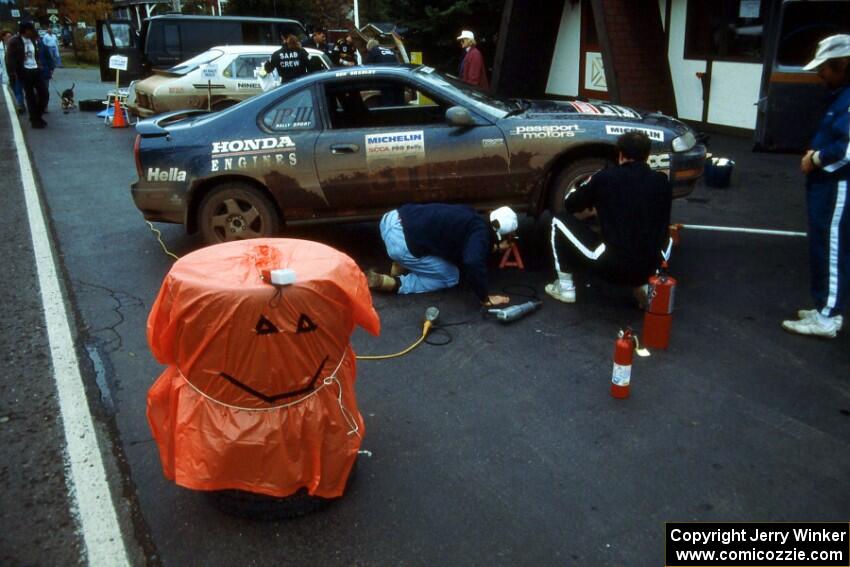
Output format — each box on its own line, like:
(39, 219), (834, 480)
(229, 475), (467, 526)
(545, 1), (581, 97)
(707, 62), (762, 128)
(667, 0), (706, 121)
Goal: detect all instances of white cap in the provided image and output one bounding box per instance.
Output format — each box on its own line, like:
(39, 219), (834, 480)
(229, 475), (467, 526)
(457, 30), (475, 41)
(803, 34), (850, 71)
(490, 206), (518, 240)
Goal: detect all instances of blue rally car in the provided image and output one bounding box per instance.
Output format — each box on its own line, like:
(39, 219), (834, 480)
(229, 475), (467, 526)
(131, 65), (706, 244)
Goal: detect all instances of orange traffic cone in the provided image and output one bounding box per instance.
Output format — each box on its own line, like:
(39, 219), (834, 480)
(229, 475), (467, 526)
(111, 97), (128, 128)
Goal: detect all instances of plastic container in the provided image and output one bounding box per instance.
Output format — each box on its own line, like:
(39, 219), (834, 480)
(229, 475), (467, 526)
(704, 156), (735, 188)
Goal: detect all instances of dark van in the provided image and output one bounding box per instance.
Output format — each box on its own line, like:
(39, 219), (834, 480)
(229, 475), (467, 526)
(97, 15), (306, 83)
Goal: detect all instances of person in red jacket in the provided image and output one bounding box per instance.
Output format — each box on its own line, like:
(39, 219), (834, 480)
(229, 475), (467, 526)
(457, 30), (489, 90)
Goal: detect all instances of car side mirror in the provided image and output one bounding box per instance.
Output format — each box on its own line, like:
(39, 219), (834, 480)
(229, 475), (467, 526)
(446, 106), (476, 127)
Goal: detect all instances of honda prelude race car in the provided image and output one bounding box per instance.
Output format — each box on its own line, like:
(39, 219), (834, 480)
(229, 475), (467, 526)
(131, 65), (705, 244)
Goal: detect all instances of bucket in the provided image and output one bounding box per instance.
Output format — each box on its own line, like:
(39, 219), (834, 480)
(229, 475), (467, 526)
(704, 156), (735, 188)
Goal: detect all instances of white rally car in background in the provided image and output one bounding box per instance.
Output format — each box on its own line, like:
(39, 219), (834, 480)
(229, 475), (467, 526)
(126, 45), (331, 117)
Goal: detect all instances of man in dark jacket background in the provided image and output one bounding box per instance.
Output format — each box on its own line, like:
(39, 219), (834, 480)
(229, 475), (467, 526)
(6, 22), (49, 128)
(546, 131), (672, 306)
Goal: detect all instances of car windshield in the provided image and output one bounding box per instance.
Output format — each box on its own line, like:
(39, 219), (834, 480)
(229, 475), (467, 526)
(168, 49), (225, 75)
(413, 66), (513, 117)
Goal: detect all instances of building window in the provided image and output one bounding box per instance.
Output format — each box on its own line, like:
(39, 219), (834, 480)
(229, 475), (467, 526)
(684, 0), (764, 62)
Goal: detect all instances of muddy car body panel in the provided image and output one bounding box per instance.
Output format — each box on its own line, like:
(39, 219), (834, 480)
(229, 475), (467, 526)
(132, 66), (706, 241)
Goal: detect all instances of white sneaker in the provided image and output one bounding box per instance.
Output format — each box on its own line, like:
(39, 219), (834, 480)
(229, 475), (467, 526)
(782, 315), (840, 338)
(796, 309), (843, 331)
(545, 280), (576, 303)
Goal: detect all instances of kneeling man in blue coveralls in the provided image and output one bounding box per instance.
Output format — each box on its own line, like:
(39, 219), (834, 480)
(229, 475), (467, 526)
(367, 204), (518, 307)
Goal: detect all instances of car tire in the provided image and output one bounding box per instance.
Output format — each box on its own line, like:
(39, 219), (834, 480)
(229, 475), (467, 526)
(205, 460), (358, 521)
(549, 158), (611, 216)
(199, 183), (281, 244)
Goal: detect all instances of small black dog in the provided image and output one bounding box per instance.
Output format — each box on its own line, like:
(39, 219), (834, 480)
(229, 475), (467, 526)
(61, 83), (75, 113)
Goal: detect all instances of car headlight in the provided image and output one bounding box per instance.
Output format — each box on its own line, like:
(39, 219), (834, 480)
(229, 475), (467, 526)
(672, 131), (696, 152)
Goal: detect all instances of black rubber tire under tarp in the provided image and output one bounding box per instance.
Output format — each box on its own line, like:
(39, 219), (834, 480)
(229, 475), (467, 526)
(205, 459), (358, 520)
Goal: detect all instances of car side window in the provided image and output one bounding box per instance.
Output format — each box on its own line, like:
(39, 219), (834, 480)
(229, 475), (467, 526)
(261, 89), (316, 131)
(323, 80), (449, 130)
(308, 53), (330, 71)
(224, 55), (268, 79)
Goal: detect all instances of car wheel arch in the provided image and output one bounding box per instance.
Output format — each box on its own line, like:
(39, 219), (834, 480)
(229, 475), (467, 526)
(539, 143), (618, 213)
(187, 175), (282, 235)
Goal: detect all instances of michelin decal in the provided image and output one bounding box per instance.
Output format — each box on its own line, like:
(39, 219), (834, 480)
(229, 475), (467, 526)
(365, 130), (425, 161)
(210, 136), (297, 172)
(605, 124), (664, 142)
(511, 124), (584, 139)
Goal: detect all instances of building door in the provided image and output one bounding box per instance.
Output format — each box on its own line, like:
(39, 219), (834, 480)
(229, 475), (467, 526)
(578, 0), (609, 101)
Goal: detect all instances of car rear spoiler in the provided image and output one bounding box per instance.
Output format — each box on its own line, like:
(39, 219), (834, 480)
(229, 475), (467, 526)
(136, 109), (208, 137)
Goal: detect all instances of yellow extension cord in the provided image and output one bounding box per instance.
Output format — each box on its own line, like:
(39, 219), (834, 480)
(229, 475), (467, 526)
(146, 221), (432, 360)
(355, 321), (433, 360)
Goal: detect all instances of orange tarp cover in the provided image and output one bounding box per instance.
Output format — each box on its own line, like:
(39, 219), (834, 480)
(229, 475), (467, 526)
(146, 239), (380, 498)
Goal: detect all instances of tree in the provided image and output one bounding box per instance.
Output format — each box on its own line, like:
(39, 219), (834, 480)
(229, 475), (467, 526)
(225, 0), (351, 29)
(378, 0), (504, 72)
(63, 0), (113, 26)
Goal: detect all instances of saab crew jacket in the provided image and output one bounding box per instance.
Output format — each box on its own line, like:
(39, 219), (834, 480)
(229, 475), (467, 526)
(398, 203), (493, 302)
(565, 161), (672, 276)
(265, 47), (309, 83)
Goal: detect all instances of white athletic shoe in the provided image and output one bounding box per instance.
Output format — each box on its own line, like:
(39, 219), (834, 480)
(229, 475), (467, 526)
(781, 315), (840, 338)
(545, 280), (576, 303)
(796, 309), (843, 331)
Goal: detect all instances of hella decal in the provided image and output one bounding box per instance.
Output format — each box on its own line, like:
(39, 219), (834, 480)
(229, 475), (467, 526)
(211, 136), (296, 156)
(147, 167), (187, 182)
(605, 124), (664, 142)
(510, 125), (584, 139)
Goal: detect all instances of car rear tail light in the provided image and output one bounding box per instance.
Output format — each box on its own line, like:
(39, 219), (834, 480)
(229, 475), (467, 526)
(134, 134), (142, 178)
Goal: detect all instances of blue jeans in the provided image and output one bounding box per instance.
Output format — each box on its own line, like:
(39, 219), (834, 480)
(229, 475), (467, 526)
(49, 45), (62, 66)
(379, 209), (459, 294)
(806, 177), (849, 317)
(12, 77), (24, 108)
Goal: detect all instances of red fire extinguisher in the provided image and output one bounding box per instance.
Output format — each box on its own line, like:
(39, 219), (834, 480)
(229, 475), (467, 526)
(643, 262), (677, 349)
(611, 328), (635, 399)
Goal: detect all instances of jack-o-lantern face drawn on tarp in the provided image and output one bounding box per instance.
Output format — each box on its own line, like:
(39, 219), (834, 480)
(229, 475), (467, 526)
(146, 239), (380, 498)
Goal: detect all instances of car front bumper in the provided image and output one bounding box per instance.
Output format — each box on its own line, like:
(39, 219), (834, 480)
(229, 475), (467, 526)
(131, 180), (187, 224)
(670, 144), (707, 198)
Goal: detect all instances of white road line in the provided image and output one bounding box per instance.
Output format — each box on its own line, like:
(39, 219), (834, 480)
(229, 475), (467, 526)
(679, 224), (807, 237)
(3, 88), (130, 565)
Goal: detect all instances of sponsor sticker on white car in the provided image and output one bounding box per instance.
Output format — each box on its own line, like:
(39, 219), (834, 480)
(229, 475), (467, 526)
(365, 131), (425, 161)
(605, 124), (664, 142)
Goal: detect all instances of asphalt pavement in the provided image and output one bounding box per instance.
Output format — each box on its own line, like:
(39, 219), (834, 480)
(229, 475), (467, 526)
(1, 67), (848, 567)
